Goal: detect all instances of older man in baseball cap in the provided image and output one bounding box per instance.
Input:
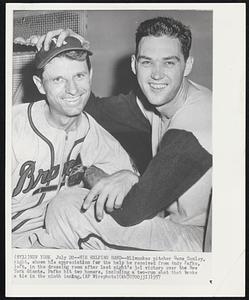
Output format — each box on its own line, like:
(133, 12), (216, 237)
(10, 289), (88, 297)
(12, 35), (137, 248)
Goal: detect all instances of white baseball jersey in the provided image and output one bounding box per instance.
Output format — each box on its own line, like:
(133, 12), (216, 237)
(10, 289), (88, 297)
(12, 100), (135, 248)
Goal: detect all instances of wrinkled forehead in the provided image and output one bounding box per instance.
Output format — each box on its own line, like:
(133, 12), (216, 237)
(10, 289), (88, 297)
(43, 56), (88, 76)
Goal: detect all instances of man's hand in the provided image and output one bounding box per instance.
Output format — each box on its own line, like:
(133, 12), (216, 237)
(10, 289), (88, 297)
(82, 170), (139, 221)
(37, 28), (85, 51)
(83, 165), (108, 189)
(14, 35), (40, 46)
(14, 28), (85, 51)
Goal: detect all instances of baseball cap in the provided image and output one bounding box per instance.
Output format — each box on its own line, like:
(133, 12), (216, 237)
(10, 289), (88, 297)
(35, 35), (93, 69)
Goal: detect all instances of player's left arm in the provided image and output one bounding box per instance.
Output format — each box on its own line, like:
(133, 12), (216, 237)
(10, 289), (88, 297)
(109, 128), (212, 226)
(82, 127), (212, 224)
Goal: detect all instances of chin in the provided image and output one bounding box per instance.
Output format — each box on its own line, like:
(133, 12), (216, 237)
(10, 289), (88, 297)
(146, 96), (168, 107)
(70, 102), (87, 113)
(65, 108), (83, 117)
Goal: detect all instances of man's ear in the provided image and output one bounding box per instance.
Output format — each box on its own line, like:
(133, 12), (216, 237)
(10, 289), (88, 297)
(184, 56), (194, 77)
(33, 75), (46, 95)
(131, 54), (137, 75)
(89, 68), (93, 83)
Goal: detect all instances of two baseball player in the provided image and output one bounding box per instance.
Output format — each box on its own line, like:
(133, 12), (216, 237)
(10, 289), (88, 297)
(13, 16), (212, 251)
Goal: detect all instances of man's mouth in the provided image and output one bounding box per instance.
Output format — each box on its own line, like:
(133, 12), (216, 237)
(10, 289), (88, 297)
(149, 83), (168, 90)
(63, 96), (82, 104)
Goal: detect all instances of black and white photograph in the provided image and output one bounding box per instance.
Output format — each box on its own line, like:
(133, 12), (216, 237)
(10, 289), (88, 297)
(6, 3), (245, 297)
(12, 8), (212, 251)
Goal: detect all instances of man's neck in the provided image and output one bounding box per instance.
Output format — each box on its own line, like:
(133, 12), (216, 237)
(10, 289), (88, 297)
(157, 78), (189, 119)
(45, 107), (81, 133)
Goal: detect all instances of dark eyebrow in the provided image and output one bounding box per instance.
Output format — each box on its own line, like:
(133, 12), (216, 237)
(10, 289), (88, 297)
(52, 75), (64, 79)
(163, 56), (180, 61)
(137, 55), (180, 61)
(137, 55), (152, 61)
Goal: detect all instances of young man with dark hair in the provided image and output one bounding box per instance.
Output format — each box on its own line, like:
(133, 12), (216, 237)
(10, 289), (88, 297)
(17, 16), (212, 251)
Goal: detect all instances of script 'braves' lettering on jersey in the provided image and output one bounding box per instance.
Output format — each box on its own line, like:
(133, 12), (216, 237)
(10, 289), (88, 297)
(13, 161), (59, 196)
(13, 155), (84, 197)
(12, 100), (135, 248)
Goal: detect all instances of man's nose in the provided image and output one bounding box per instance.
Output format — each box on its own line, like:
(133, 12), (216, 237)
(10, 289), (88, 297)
(65, 79), (78, 95)
(151, 63), (165, 80)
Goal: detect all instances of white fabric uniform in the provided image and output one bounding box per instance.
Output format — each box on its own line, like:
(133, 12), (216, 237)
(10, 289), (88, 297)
(43, 187), (204, 251)
(43, 79), (212, 251)
(12, 100), (135, 248)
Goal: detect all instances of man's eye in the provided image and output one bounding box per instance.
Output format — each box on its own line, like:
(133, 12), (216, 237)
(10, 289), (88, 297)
(75, 73), (85, 79)
(141, 60), (151, 66)
(164, 61), (176, 67)
(53, 77), (64, 83)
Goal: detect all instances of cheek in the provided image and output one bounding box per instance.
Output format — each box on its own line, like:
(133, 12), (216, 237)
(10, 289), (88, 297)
(48, 91), (66, 107)
(45, 83), (65, 98)
(77, 79), (91, 92)
(137, 69), (149, 84)
(171, 67), (185, 83)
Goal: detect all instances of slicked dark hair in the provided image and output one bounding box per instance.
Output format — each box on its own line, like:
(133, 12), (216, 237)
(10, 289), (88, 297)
(135, 17), (192, 61)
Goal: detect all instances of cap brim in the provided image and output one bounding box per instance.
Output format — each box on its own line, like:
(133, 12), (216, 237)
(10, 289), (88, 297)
(36, 46), (93, 69)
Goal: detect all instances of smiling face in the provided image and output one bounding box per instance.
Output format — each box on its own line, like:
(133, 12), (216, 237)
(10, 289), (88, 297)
(132, 35), (193, 110)
(33, 56), (92, 126)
